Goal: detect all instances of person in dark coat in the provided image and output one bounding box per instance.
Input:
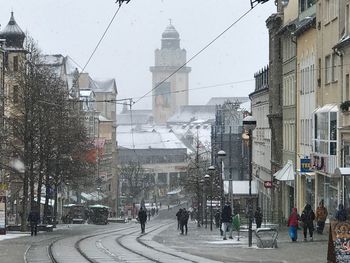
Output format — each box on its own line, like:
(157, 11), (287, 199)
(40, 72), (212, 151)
(27, 207), (40, 236)
(180, 208), (189, 235)
(335, 203), (347, 221)
(138, 206), (147, 234)
(254, 207), (263, 229)
(301, 204), (315, 241)
(176, 208), (182, 230)
(221, 202), (233, 240)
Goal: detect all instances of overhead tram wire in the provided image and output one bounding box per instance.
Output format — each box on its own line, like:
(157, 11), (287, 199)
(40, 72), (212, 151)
(133, 1), (261, 106)
(81, 3), (123, 73)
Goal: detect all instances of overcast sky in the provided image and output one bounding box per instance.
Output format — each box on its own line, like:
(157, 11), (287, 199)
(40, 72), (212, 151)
(1, 0), (276, 111)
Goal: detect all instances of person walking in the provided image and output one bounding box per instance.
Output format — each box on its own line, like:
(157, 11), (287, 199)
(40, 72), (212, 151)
(287, 207), (300, 242)
(27, 206), (40, 236)
(301, 204), (315, 242)
(254, 207), (263, 229)
(138, 206), (147, 234)
(315, 200), (328, 234)
(180, 208), (189, 235)
(176, 208), (182, 230)
(335, 203), (347, 221)
(221, 202), (233, 240)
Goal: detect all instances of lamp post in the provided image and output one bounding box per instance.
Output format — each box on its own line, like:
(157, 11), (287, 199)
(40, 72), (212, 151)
(204, 173), (215, 231)
(207, 165), (215, 231)
(217, 150), (226, 235)
(243, 115), (257, 248)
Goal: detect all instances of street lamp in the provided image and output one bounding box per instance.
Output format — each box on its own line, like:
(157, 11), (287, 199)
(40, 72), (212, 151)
(217, 150), (226, 235)
(243, 115), (257, 248)
(204, 173), (211, 230)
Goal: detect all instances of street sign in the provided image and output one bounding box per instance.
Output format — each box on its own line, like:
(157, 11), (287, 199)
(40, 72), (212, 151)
(263, 181), (273, 188)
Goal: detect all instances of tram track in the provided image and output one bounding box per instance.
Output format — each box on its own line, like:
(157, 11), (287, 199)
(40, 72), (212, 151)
(47, 224), (136, 263)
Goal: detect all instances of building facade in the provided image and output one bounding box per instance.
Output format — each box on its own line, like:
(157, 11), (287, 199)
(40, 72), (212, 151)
(250, 67), (272, 220)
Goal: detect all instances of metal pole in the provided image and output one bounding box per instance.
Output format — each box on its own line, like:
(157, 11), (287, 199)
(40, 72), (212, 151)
(248, 129), (253, 247)
(210, 178), (213, 231)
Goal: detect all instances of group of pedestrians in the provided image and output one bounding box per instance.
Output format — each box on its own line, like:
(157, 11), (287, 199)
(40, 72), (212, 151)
(176, 208), (189, 235)
(287, 200), (348, 242)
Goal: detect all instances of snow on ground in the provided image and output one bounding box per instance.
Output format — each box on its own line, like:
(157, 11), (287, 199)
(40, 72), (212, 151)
(0, 233), (30, 241)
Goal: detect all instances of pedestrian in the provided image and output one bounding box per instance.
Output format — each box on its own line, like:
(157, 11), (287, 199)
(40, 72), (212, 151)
(138, 206), (147, 234)
(180, 208), (189, 235)
(335, 203), (347, 221)
(27, 206), (40, 236)
(221, 201), (233, 240)
(254, 207), (263, 229)
(176, 208), (183, 230)
(287, 207), (300, 242)
(147, 209), (151, 221)
(315, 199), (328, 234)
(301, 204), (315, 241)
(215, 210), (220, 228)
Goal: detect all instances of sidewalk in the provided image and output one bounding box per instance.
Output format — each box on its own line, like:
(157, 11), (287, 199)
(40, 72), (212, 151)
(154, 220), (329, 262)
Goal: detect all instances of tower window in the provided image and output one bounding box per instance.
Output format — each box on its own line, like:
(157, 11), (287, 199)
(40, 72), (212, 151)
(13, 56), (18, 72)
(13, 85), (19, 104)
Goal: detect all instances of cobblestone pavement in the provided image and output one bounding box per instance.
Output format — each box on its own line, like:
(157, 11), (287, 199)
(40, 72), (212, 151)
(154, 220), (329, 263)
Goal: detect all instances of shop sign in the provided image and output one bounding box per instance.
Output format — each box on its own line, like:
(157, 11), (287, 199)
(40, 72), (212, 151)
(263, 181), (273, 188)
(300, 158), (311, 173)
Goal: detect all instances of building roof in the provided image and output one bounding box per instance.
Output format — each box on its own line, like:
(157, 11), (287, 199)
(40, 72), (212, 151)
(167, 105), (216, 124)
(0, 12), (25, 48)
(162, 24), (179, 39)
(117, 125), (191, 152)
(206, 97), (249, 106)
(90, 78), (118, 94)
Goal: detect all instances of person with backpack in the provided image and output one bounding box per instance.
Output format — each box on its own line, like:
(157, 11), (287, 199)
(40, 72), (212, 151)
(27, 206), (40, 236)
(315, 200), (328, 234)
(180, 208), (189, 235)
(301, 204), (315, 241)
(335, 203), (347, 221)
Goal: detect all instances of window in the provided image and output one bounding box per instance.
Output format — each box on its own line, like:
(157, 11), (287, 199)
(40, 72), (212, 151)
(13, 56), (18, 72)
(346, 74), (350, 100)
(325, 55), (331, 83)
(332, 55), (337, 81)
(13, 85), (18, 104)
(346, 4), (350, 35)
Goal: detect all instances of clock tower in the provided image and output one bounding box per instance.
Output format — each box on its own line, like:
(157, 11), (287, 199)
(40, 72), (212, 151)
(150, 22), (191, 124)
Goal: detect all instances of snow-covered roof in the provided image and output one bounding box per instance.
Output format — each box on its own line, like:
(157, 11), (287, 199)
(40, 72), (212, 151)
(90, 78), (117, 94)
(117, 125), (191, 152)
(206, 97), (249, 106)
(80, 90), (94, 97)
(167, 105), (215, 124)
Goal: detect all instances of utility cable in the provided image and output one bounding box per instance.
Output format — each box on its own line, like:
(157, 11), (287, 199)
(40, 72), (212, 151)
(133, 2), (260, 105)
(82, 4), (122, 73)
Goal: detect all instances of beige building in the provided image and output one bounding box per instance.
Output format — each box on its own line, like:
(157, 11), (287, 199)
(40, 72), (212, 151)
(150, 23), (191, 124)
(312, 0), (342, 216)
(295, 10), (317, 212)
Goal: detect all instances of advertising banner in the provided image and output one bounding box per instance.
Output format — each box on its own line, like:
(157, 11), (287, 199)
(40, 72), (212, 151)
(327, 220), (350, 262)
(0, 190), (6, 235)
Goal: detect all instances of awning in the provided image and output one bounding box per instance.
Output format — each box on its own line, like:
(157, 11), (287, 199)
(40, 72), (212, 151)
(274, 160), (295, 181)
(334, 167), (350, 177)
